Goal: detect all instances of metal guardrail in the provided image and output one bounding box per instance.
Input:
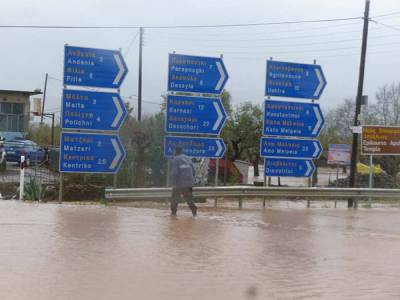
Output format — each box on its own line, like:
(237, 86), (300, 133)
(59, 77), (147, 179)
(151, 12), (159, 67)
(105, 186), (400, 203)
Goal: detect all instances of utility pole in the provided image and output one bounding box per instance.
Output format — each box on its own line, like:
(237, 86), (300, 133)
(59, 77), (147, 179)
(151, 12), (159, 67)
(137, 27), (143, 121)
(40, 73), (48, 123)
(349, 0), (370, 208)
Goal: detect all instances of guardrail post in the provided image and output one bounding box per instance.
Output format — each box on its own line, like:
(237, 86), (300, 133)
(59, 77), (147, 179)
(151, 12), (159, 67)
(263, 198), (266, 207)
(239, 197), (243, 209)
(214, 198), (218, 208)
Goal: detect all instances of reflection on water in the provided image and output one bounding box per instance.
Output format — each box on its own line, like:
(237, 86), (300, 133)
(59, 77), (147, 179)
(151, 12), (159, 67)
(1, 201), (400, 299)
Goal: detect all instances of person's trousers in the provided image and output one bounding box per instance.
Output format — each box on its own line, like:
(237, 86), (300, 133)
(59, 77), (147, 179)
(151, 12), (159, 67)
(171, 187), (197, 215)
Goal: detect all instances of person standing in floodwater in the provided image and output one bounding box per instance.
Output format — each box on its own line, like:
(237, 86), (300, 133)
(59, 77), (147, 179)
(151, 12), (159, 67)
(170, 146), (197, 216)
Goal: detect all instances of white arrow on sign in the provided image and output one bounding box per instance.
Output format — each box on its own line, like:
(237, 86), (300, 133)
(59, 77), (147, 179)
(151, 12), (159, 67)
(313, 141), (321, 158)
(305, 161), (313, 177)
(215, 61), (226, 91)
(212, 101), (224, 131)
(313, 68), (325, 97)
(110, 138), (123, 169)
(113, 54), (126, 85)
(312, 106), (323, 135)
(215, 140), (223, 157)
(111, 96), (124, 128)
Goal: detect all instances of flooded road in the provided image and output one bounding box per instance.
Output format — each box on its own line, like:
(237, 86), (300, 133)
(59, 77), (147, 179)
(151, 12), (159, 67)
(1, 201), (400, 299)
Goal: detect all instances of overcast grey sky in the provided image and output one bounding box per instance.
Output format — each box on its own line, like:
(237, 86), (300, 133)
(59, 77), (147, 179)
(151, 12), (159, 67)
(1, 0), (399, 120)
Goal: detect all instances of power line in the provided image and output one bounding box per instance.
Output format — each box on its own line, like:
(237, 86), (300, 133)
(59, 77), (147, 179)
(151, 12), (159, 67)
(149, 27), (368, 43)
(0, 16), (362, 30)
(153, 19), (364, 38)
(151, 31), (400, 51)
(373, 11), (400, 19)
(165, 39), (400, 56)
(372, 20), (400, 33)
(123, 29), (140, 56)
(226, 47), (400, 62)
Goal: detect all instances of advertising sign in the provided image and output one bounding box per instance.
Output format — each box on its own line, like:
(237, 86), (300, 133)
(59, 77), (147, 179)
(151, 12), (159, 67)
(362, 126), (400, 155)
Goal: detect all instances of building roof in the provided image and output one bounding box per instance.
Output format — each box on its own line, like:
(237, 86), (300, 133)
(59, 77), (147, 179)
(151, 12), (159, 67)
(0, 89), (42, 96)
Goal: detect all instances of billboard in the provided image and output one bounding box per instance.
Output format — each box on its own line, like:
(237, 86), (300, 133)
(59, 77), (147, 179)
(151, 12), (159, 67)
(328, 144), (351, 165)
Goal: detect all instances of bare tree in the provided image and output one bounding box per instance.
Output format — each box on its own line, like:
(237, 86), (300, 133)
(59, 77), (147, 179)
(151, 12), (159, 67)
(375, 82), (400, 125)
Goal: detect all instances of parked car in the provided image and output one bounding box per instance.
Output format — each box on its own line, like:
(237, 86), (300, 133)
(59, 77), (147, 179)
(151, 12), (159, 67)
(4, 139), (46, 166)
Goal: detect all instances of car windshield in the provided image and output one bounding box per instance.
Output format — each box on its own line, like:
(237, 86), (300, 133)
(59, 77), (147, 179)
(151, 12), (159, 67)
(5, 142), (25, 149)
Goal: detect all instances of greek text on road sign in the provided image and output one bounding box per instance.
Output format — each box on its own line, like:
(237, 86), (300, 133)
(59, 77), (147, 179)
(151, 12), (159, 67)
(264, 158), (315, 177)
(260, 137), (322, 159)
(64, 45), (128, 89)
(263, 100), (324, 138)
(60, 132), (126, 173)
(265, 60), (327, 100)
(62, 89), (127, 131)
(168, 53), (228, 94)
(165, 95), (227, 135)
(164, 136), (226, 158)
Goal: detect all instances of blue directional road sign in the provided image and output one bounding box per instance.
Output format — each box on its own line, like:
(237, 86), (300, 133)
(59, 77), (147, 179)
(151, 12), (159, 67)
(265, 60), (327, 100)
(64, 45), (128, 89)
(260, 137), (323, 159)
(60, 132), (126, 174)
(168, 53), (229, 94)
(164, 136), (226, 158)
(165, 95), (227, 135)
(62, 89), (127, 131)
(264, 100), (325, 138)
(264, 158), (315, 178)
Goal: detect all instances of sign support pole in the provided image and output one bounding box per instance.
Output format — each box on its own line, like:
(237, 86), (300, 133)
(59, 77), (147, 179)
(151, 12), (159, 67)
(59, 173), (63, 203)
(369, 155), (373, 189)
(335, 164), (339, 208)
(336, 165), (339, 186)
(349, 0), (370, 208)
(215, 157), (219, 186)
(113, 174), (118, 189)
(166, 158), (170, 187)
(368, 155), (373, 204)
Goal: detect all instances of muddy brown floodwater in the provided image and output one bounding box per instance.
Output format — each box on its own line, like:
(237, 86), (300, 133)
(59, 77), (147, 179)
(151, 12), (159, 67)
(1, 201), (400, 299)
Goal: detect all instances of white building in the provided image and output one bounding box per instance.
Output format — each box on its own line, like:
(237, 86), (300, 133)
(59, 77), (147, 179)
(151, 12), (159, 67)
(0, 89), (42, 140)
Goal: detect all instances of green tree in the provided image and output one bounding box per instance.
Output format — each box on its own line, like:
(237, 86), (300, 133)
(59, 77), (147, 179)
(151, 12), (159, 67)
(117, 101), (167, 187)
(222, 101), (263, 176)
